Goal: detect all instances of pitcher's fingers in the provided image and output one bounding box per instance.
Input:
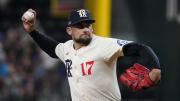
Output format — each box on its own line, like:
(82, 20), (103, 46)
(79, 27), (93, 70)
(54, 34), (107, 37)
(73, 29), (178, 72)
(22, 17), (30, 23)
(21, 16), (26, 22)
(22, 17), (28, 23)
(26, 21), (33, 26)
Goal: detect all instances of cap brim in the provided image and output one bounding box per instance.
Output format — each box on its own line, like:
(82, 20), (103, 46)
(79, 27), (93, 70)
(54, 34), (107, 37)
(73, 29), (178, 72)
(67, 19), (95, 27)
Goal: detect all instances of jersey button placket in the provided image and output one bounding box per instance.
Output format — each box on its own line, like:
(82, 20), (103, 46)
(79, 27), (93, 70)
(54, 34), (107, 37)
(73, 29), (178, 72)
(74, 51), (77, 56)
(73, 56), (81, 84)
(76, 78), (80, 83)
(82, 92), (88, 101)
(82, 92), (85, 97)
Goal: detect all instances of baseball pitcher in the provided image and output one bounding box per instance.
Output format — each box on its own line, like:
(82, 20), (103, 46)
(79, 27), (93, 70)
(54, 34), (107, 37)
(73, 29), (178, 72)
(22, 8), (161, 101)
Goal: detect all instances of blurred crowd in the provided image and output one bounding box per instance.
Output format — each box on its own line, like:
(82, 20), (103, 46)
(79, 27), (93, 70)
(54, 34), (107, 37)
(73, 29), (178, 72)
(0, 26), (71, 101)
(0, 0), (73, 100)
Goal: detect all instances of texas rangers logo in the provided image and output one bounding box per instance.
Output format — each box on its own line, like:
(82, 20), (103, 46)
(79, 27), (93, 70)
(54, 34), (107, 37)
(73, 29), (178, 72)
(77, 9), (87, 17)
(65, 59), (72, 77)
(117, 40), (129, 46)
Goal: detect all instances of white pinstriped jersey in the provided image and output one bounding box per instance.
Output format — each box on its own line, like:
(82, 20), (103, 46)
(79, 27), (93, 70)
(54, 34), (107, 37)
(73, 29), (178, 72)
(55, 35), (131, 101)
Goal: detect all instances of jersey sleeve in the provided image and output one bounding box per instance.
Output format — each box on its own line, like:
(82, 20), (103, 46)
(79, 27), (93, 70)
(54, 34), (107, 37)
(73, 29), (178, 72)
(55, 43), (65, 62)
(102, 38), (132, 62)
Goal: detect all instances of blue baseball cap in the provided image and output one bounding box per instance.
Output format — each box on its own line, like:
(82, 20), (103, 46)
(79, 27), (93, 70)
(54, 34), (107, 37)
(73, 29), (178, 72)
(67, 9), (95, 26)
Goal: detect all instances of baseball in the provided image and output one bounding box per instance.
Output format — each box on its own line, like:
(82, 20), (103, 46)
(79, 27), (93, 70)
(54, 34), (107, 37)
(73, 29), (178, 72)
(23, 11), (34, 21)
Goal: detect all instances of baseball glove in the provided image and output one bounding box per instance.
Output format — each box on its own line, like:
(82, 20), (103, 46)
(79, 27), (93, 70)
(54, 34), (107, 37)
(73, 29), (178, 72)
(120, 63), (156, 91)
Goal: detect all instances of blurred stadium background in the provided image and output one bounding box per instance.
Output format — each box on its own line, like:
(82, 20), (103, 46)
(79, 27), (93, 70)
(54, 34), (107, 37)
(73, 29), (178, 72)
(0, 0), (179, 101)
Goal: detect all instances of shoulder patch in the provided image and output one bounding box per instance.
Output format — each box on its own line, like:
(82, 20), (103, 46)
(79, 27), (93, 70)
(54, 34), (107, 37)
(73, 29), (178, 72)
(117, 40), (129, 46)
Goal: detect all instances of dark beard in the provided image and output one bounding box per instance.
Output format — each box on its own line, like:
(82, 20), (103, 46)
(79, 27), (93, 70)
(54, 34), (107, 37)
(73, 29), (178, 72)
(75, 37), (92, 46)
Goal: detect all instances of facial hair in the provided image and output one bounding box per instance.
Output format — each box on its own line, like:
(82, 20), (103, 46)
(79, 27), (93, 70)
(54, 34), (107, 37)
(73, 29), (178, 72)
(75, 36), (92, 46)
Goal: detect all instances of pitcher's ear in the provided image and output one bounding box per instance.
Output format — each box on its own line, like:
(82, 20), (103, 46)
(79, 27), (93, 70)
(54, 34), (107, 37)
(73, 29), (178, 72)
(66, 27), (72, 35)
